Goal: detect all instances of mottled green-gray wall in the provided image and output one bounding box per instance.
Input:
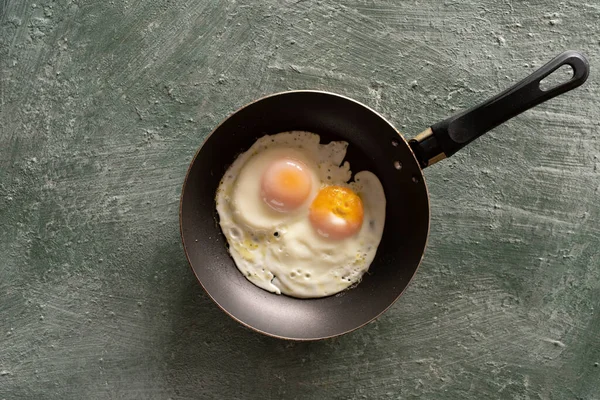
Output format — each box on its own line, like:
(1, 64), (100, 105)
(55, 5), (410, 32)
(1, 0), (599, 399)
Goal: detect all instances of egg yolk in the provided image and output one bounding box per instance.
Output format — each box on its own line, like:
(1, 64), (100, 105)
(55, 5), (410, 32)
(261, 158), (312, 212)
(309, 186), (364, 240)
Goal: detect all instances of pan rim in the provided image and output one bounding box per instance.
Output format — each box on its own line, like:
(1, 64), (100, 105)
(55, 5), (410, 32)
(179, 89), (432, 341)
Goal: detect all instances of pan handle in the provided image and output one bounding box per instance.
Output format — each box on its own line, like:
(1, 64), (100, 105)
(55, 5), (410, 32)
(409, 50), (590, 168)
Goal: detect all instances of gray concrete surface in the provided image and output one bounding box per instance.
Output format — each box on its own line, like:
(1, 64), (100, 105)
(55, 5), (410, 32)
(1, 0), (599, 399)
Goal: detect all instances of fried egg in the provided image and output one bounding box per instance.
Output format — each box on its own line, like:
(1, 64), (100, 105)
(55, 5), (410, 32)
(215, 131), (386, 298)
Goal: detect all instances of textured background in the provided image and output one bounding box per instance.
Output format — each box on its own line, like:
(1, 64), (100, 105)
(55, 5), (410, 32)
(1, 0), (599, 399)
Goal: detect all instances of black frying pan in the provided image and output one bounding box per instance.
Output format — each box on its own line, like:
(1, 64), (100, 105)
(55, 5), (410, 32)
(180, 51), (589, 340)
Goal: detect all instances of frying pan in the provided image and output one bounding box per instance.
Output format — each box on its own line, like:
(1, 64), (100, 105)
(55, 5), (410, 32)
(180, 51), (589, 340)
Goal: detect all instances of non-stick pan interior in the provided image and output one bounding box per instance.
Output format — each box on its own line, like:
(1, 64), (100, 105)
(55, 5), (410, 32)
(180, 91), (430, 340)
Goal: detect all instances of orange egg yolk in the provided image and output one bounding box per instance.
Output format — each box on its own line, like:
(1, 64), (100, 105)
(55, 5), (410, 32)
(261, 158), (312, 212)
(309, 186), (364, 240)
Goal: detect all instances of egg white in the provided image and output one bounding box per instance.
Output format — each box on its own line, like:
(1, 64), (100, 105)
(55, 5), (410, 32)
(215, 131), (386, 298)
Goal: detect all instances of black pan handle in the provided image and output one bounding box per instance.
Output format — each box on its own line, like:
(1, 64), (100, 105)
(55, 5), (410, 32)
(410, 51), (590, 168)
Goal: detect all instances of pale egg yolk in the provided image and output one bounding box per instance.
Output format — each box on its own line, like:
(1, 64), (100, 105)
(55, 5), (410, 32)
(309, 186), (364, 240)
(261, 158), (312, 212)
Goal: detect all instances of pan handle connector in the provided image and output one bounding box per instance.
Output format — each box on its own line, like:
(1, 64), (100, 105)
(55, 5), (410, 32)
(409, 50), (590, 168)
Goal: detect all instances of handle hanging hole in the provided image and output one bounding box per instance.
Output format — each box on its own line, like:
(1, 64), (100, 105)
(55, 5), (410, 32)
(394, 161), (402, 170)
(539, 64), (574, 92)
